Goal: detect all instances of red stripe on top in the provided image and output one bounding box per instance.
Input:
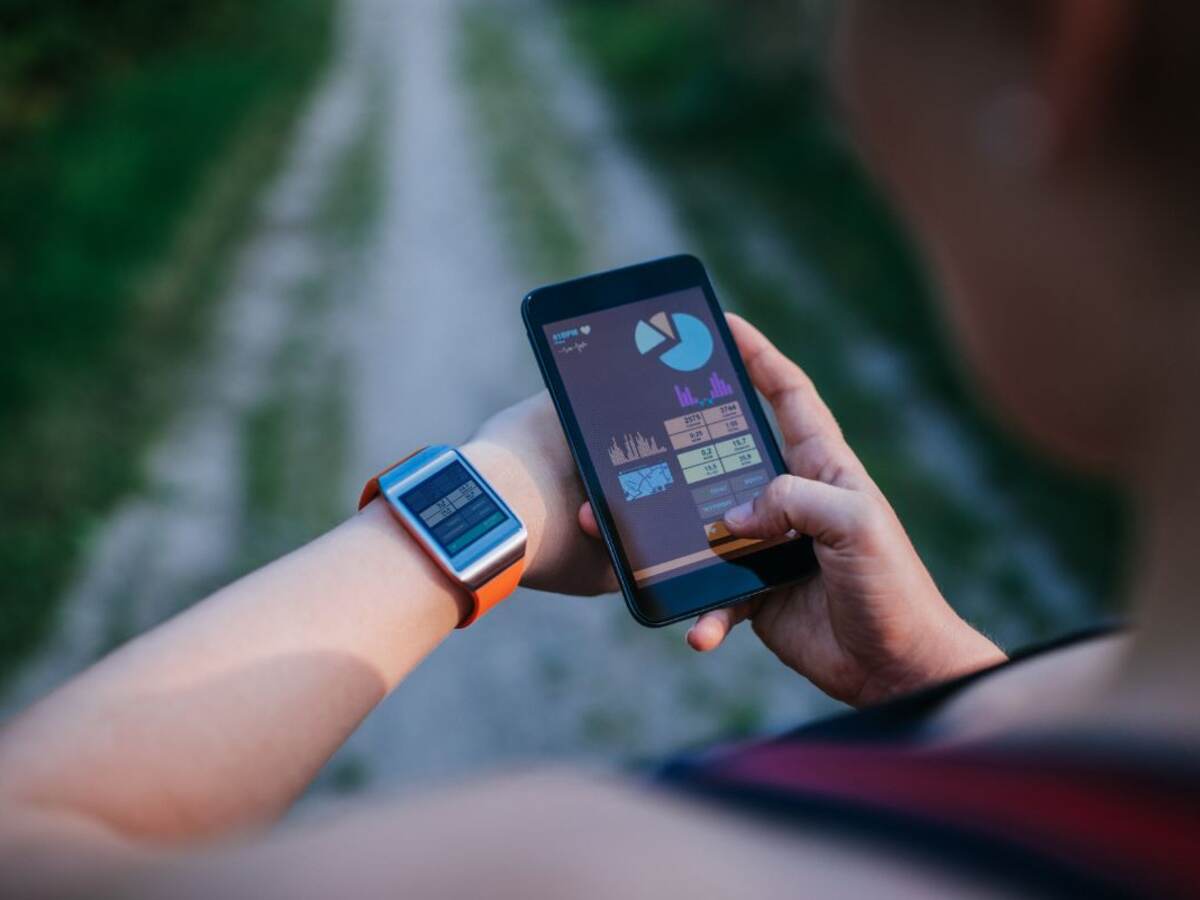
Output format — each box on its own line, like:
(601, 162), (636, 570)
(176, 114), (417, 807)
(703, 742), (1200, 896)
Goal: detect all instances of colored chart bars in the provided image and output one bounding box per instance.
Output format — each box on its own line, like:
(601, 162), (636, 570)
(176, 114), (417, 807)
(709, 371), (733, 399)
(674, 371), (735, 408)
(608, 432), (667, 466)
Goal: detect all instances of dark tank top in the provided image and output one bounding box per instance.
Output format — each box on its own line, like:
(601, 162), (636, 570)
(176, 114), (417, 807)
(658, 627), (1200, 898)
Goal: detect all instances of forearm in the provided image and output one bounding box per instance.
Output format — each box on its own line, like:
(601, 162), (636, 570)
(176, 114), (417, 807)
(0, 444), (524, 843)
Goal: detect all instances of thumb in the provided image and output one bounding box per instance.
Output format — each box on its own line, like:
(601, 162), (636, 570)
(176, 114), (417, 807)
(577, 502), (603, 539)
(723, 474), (871, 548)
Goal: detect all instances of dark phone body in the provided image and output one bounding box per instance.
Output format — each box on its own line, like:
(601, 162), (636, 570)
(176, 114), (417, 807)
(522, 254), (817, 626)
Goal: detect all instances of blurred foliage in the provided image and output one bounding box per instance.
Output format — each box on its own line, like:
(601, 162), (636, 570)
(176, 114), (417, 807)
(559, 0), (1127, 620)
(0, 0), (333, 683)
(460, 4), (590, 280)
(1, 0), (252, 134)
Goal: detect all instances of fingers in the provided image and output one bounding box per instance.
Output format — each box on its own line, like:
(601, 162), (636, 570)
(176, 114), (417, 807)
(725, 313), (864, 478)
(724, 473), (875, 549)
(578, 502), (602, 539)
(725, 314), (839, 444)
(597, 563), (622, 596)
(578, 502), (621, 593)
(687, 603), (753, 652)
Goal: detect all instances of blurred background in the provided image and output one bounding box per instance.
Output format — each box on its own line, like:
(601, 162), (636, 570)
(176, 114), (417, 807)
(1, 0), (1124, 800)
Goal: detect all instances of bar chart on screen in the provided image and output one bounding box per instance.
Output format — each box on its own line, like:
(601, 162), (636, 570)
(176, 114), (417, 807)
(607, 432), (668, 466)
(673, 370), (736, 408)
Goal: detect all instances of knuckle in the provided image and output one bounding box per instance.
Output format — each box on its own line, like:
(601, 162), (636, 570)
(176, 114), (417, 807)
(763, 475), (795, 510)
(760, 476), (800, 531)
(847, 492), (887, 538)
(819, 407), (845, 441)
(786, 436), (826, 478)
(785, 363), (817, 395)
(778, 381), (814, 413)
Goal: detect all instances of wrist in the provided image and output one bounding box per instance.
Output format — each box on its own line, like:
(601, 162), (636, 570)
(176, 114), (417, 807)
(942, 616), (1008, 674)
(908, 611), (1007, 694)
(353, 496), (474, 629)
(459, 439), (546, 582)
(859, 606), (1007, 707)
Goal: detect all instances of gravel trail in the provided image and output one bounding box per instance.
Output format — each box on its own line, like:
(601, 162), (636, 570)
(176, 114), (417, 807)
(4, 0), (833, 801)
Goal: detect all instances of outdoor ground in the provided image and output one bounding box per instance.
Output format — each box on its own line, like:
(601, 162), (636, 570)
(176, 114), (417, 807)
(2, 0), (1111, 800)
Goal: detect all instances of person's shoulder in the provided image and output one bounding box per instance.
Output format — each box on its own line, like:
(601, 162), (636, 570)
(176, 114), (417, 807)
(926, 631), (1129, 744)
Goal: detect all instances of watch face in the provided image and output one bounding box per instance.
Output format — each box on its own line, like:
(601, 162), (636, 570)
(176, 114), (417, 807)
(379, 448), (526, 590)
(397, 461), (508, 557)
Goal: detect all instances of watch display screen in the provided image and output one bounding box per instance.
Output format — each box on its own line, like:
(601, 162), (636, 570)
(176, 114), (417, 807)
(399, 461), (507, 556)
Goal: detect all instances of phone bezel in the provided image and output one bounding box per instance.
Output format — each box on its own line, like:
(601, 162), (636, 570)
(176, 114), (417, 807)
(522, 254), (816, 627)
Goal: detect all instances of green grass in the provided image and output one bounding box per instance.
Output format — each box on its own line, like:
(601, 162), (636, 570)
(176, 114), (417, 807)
(0, 0), (335, 684)
(236, 63), (387, 575)
(458, 2), (593, 281)
(239, 336), (351, 568)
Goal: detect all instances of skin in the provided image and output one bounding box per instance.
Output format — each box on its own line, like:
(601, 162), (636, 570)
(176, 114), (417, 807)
(1, 0), (1195, 894)
(584, 315), (1006, 707)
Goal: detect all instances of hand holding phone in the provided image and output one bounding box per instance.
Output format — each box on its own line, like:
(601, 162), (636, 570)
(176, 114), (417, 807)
(524, 255), (817, 626)
(466, 394), (619, 598)
(533, 295), (1005, 704)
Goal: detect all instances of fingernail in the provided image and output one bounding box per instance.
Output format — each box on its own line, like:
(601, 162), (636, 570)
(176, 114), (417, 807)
(724, 501), (753, 528)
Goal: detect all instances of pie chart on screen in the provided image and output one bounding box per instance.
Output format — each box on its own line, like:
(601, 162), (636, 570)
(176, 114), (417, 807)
(634, 311), (714, 372)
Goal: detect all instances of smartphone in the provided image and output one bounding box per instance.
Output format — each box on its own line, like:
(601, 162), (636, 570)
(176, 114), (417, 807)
(523, 254), (816, 626)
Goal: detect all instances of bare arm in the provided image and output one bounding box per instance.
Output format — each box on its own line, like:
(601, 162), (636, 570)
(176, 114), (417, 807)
(0, 497), (461, 844)
(0, 401), (611, 853)
(0, 376), (1077, 898)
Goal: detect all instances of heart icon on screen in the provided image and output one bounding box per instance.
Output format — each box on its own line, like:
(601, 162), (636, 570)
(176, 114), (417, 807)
(580, 325), (591, 335)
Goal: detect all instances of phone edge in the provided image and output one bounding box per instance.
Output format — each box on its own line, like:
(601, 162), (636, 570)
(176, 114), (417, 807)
(521, 289), (664, 627)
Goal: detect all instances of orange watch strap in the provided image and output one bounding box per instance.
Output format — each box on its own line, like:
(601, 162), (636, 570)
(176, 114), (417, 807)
(357, 447), (426, 511)
(358, 447), (524, 628)
(457, 556), (525, 628)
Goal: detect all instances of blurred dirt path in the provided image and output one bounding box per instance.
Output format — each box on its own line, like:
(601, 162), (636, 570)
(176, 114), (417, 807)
(4, 0), (833, 797)
(328, 0), (831, 796)
(0, 1), (380, 716)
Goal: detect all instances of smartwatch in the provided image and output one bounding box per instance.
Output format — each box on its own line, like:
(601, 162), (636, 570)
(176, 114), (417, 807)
(359, 445), (527, 627)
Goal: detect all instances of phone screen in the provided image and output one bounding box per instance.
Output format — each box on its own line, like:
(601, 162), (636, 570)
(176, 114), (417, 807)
(542, 286), (791, 588)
